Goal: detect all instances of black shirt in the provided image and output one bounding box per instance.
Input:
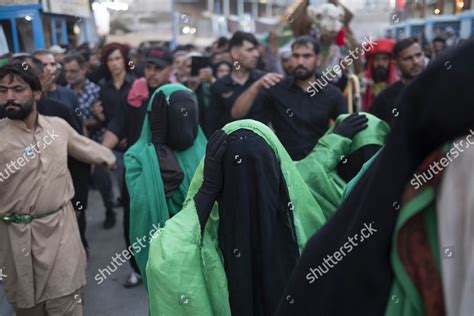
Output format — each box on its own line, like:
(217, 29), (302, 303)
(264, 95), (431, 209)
(107, 83), (170, 150)
(209, 69), (265, 133)
(369, 80), (405, 126)
(256, 76), (347, 160)
(46, 85), (80, 112)
(99, 73), (135, 125)
(37, 97), (91, 211)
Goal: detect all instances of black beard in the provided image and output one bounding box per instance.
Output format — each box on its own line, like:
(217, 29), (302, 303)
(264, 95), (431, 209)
(293, 67), (314, 80)
(372, 66), (389, 83)
(3, 101), (34, 120)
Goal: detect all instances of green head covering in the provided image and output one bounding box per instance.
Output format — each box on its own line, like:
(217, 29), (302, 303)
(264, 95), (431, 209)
(329, 112), (390, 153)
(125, 83), (206, 289)
(146, 119), (326, 315)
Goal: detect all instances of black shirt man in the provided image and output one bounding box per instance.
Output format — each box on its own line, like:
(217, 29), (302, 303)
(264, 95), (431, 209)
(231, 36), (347, 160)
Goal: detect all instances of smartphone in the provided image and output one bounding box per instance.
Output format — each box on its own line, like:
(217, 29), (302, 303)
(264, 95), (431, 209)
(191, 56), (211, 76)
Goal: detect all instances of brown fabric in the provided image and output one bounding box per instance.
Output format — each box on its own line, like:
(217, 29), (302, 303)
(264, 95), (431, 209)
(402, 149), (444, 203)
(0, 115), (115, 308)
(397, 214), (445, 316)
(13, 290), (83, 316)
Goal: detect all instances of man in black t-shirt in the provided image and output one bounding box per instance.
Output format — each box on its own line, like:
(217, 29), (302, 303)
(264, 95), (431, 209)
(209, 31), (277, 133)
(231, 36), (347, 160)
(370, 37), (426, 126)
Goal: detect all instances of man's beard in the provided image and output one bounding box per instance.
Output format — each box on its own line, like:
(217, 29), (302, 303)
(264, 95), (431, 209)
(292, 66), (314, 80)
(372, 66), (389, 83)
(2, 100), (34, 120)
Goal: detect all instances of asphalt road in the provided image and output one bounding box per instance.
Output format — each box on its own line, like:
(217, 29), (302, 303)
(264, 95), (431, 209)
(83, 190), (148, 316)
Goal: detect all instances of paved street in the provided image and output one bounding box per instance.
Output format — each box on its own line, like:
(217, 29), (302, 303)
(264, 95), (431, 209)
(83, 190), (148, 316)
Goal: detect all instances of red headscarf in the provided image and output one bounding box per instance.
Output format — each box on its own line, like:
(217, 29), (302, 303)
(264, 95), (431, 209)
(363, 39), (399, 111)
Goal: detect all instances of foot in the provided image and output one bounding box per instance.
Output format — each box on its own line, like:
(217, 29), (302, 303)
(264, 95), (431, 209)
(123, 272), (142, 288)
(102, 210), (116, 229)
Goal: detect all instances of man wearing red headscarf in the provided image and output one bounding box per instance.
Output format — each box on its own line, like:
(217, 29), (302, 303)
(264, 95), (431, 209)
(362, 39), (399, 111)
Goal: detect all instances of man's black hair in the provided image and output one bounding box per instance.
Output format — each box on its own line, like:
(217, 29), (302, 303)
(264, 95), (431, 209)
(432, 35), (446, 44)
(291, 36), (321, 55)
(217, 36), (229, 49)
(11, 56), (44, 76)
(228, 31), (258, 50)
(393, 37), (419, 59)
(63, 54), (86, 67)
(0, 64), (42, 91)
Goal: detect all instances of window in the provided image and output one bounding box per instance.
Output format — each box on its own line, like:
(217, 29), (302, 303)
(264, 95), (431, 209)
(0, 20), (13, 54)
(16, 16), (35, 53)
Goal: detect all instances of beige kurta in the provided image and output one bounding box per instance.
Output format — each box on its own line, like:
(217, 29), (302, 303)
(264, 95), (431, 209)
(0, 114), (116, 309)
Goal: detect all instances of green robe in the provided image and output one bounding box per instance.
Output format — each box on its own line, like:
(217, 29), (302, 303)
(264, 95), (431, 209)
(146, 119), (326, 316)
(124, 84), (207, 288)
(296, 112), (390, 218)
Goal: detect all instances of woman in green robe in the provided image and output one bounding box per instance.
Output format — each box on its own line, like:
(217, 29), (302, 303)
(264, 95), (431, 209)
(296, 112), (390, 218)
(146, 119), (326, 315)
(124, 84), (207, 288)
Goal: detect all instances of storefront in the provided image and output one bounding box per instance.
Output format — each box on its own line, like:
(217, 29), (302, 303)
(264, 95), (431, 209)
(0, 0), (97, 54)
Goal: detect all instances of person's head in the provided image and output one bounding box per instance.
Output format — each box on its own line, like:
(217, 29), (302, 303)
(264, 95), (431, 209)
(63, 54), (87, 86)
(101, 43), (130, 78)
(371, 53), (391, 82)
(210, 52), (224, 65)
(432, 36), (447, 54)
(228, 31), (260, 71)
(291, 36), (320, 80)
(33, 50), (59, 78)
(214, 61), (232, 79)
(143, 47), (173, 89)
(280, 49), (294, 76)
(11, 55), (55, 92)
(393, 37), (425, 81)
(216, 36), (229, 52)
(49, 45), (66, 64)
(0, 64), (42, 120)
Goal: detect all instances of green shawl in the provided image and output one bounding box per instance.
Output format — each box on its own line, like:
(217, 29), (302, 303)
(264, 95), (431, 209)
(124, 84), (207, 288)
(384, 188), (441, 316)
(146, 119), (326, 316)
(295, 113), (390, 218)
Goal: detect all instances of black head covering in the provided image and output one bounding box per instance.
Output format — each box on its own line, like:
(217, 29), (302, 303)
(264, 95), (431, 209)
(336, 144), (382, 183)
(276, 39), (474, 316)
(149, 89), (200, 198)
(218, 129), (300, 316)
(167, 90), (199, 151)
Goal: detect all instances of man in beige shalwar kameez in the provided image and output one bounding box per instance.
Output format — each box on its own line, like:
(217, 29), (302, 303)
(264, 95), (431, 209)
(0, 64), (115, 315)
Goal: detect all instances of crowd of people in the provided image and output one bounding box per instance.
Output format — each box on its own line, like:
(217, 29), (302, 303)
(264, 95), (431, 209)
(0, 17), (473, 315)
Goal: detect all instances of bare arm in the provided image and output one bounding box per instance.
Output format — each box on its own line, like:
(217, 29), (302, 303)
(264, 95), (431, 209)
(102, 130), (120, 150)
(230, 73), (283, 119)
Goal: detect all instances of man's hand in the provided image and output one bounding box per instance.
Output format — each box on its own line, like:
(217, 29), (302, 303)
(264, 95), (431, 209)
(103, 161), (117, 170)
(91, 101), (105, 122)
(258, 73), (284, 89)
(117, 138), (128, 150)
(198, 67), (214, 84)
